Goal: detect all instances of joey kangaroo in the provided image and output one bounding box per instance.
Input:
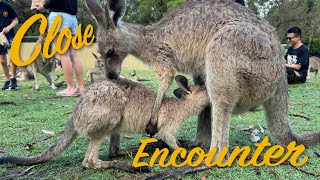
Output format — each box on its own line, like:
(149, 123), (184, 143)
(85, 52), (106, 84)
(0, 75), (209, 172)
(84, 53), (126, 84)
(85, 0), (320, 157)
(307, 56), (320, 79)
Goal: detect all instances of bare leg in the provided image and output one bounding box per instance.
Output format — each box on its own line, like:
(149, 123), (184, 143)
(9, 55), (17, 78)
(54, 37), (76, 95)
(59, 50), (74, 93)
(0, 54), (9, 81)
(70, 47), (84, 93)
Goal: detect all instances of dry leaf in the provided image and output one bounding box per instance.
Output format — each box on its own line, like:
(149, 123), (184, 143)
(289, 121), (296, 126)
(42, 130), (55, 136)
(239, 125), (254, 131)
(72, 174), (79, 180)
(268, 170), (278, 177)
(258, 123), (264, 133)
(120, 175), (136, 180)
(123, 135), (134, 139)
(23, 94), (32, 97)
(250, 129), (261, 143)
(25, 144), (33, 150)
(201, 172), (208, 180)
(254, 167), (261, 175)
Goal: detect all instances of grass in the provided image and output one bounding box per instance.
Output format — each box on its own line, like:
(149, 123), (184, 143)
(0, 52), (320, 179)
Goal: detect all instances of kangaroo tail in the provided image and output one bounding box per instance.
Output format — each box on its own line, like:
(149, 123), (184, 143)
(264, 76), (320, 148)
(291, 131), (320, 147)
(0, 118), (77, 166)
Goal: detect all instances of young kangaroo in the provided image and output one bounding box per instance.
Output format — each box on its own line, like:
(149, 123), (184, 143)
(0, 75), (209, 172)
(85, 52), (106, 84)
(21, 34), (58, 90)
(307, 56), (320, 79)
(85, 0), (320, 159)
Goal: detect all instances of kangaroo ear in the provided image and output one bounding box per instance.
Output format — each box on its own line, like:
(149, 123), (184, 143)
(175, 75), (191, 93)
(85, 0), (115, 30)
(91, 52), (98, 60)
(108, 0), (126, 27)
(174, 88), (188, 99)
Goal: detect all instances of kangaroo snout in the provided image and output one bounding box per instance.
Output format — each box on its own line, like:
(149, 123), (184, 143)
(107, 72), (117, 80)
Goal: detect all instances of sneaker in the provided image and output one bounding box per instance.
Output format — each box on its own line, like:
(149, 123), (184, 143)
(9, 78), (18, 90)
(2, 80), (10, 90)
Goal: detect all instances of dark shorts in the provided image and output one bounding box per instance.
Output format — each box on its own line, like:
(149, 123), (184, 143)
(287, 69), (306, 84)
(0, 45), (8, 55)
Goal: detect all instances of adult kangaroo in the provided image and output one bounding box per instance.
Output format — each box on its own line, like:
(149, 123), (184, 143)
(85, 0), (320, 157)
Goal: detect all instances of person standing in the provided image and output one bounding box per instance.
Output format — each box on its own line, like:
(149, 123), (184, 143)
(285, 27), (309, 84)
(0, 0), (18, 90)
(36, 0), (84, 96)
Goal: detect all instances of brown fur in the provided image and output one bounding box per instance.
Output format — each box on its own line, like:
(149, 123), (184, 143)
(0, 76), (209, 171)
(85, 52), (106, 84)
(85, 0), (320, 154)
(19, 34), (57, 90)
(307, 56), (320, 79)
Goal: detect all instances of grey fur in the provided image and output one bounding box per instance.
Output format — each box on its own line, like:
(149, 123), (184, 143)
(19, 34), (57, 90)
(307, 56), (320, 79)
(0, 76), (209, 170)
(85, 52), (106, 84)
(85, 0), (320, 154)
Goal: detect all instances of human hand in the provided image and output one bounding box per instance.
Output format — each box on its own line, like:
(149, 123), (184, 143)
(2, 27), (9, 34)
(36, 3), (47, 12)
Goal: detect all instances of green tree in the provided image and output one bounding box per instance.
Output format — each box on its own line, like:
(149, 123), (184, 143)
(247, 0), (320, 53)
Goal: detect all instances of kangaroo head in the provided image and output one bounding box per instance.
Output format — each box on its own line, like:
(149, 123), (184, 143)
(85, 0), (129, 80)
(173, 75), (207, 99)
(91, 52), (105, 69)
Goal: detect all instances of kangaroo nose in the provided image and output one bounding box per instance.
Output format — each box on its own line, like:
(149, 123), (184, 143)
(107, 72), (116, 79)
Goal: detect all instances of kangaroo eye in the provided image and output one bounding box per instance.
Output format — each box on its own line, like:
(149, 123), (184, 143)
(106, 48), (115, 57)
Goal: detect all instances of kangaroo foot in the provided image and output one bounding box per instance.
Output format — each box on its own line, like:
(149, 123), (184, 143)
(83, 158), (150, 173)
(111, 140), (170, 158)
(100, 160), (150, 173)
